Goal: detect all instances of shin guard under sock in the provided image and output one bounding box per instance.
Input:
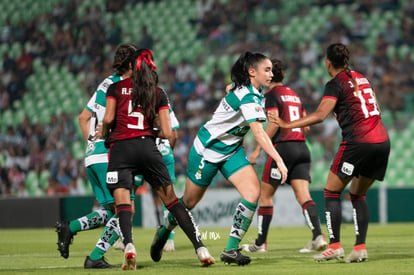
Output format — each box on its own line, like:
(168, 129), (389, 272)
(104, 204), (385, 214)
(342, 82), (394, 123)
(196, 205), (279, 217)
(166, 198), (203, 250)
(90, 215), (121, 260)
(302, 200), (323, 240)
(324, 189), (342, 244)
(226, 198), (257, 251)
(350, 193), (369, 246)
(256, 206), (273, 246)
(116, 204), (133, 245)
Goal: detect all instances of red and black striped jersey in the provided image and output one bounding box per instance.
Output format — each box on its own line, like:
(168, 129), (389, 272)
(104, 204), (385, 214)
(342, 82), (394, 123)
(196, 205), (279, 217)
(264, 86), (306, 143)
(106, 78), (169, 144)
(323, 70), (388, 143)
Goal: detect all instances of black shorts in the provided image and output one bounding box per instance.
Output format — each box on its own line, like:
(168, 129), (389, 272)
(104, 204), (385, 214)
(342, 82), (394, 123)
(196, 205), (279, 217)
(106, 136), (172, 193)
(262, 141), (311, 185)
(331, 139), (390, 181)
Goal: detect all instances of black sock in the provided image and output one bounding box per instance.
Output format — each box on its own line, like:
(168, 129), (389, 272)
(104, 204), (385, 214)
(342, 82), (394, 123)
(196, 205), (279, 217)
(302, 200), (322, 240)
(349, 193), (369, 245)
(256, 206), (273, 246)
(324, 189), (342, 244)
(166, 198), (203, 250)
(116, 204), (133, 245)
(155, 206), (163, 226)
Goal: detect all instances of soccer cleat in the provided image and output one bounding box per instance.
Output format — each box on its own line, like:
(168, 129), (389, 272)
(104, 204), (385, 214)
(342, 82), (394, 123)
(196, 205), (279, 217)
(113, 238), (125, 251)
(150, 226), (170, 262)
(55, 221), (75, 259)
(314, 246), (344, 262)
(299, 235), (328, 253)
(122, 243), (136, 270)
(220, 248), (251, 266)
(242, 241), (267, 252)
(196, 246), (215, 267)
(344, 248), (368, 263)
(84, 256), (114, 269)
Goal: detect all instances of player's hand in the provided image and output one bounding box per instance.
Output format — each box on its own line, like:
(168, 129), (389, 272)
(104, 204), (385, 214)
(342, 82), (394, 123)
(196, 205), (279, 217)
(94, 123), (103, 140)
(248, 149), (260, 165)
(276, 159), (288, 184)
(269, 112), (288, 128)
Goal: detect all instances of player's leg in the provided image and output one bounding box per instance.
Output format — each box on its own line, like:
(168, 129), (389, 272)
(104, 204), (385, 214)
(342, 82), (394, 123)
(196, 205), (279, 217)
(112, 183), (136, 270)
(243, 181), (277, 252)
(56, 163), (113, 259)
(291, 179), (327, 253)
(84, 212), (120, 269)
(220, 149), (260, 265)
(154, 183), (214, 266)
(148, 146), (214, 266)
(161, 150), (177, 252)
(343, 176), (374, 263)
(107, 148), (136, 271)
(314, 171), (350, 262)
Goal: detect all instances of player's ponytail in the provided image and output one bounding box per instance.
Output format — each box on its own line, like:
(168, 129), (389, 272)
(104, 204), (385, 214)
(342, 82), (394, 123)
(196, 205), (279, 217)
(131, 49), (158, 123)
(327, 43), (359, 95)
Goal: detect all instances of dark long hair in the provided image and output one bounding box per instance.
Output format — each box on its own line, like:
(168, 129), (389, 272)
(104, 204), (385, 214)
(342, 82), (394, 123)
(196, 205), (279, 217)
(230, 51), (268, 91)
(131, 49), (158, 123)
(112, 43), (138, 75)
(326, 43), (358, 93)
(271, 59), (284, 83)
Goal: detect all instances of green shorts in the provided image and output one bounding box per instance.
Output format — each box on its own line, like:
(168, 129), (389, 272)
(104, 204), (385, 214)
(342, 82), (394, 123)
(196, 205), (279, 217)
(87, 162), (114, 206)
(88, 162), (135, 204)
(187, 145), (251, 187)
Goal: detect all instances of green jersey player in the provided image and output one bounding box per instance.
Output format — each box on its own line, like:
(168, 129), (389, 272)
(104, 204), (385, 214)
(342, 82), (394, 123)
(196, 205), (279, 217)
(150, 52), (288, 266)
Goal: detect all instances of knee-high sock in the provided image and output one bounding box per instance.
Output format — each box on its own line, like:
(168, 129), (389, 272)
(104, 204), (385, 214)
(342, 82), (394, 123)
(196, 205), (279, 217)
(302, 200), (323, 240)
(116, 204), (133, 245)
(324, 189), (342, 244)
(155, 205), (164, 226)
(350, 193), (369, 246)
(165, 198), (203, 250)
(256, 206), (273, 246)
(89, 215), (121, 260)
(158, 198), (184, 239)
(69, 209), (111, 233)
(226, 198), (257, 251)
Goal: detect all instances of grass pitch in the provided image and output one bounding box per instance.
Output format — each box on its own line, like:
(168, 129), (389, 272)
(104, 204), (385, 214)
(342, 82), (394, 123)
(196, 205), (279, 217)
(0, 223), (413, 274)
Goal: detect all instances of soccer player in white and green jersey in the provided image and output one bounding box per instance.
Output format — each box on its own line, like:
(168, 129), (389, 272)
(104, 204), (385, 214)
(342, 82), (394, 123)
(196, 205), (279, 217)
(55, 43), (138, 268)
(150, 52), (288, 266)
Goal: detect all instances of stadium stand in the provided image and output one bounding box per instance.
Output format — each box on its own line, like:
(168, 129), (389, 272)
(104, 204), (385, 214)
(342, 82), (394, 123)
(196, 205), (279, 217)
(0, 0), (413, 197)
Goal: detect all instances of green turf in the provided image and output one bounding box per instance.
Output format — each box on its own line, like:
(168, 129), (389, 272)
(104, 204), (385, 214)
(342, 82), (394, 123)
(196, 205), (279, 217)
(0, 223), (413, 274)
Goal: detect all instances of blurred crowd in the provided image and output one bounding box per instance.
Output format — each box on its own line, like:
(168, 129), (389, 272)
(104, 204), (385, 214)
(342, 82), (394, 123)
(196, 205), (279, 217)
(0, 0), (413, 197)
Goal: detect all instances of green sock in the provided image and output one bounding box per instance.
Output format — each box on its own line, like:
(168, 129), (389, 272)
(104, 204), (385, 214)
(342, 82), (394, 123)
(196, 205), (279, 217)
(69, 209), (112, 233)
(225, 198), (257, 251)
(89, 215), (120, 260)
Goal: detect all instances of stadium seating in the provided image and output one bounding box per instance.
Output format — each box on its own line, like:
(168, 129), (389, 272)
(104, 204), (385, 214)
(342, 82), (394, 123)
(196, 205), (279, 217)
(0, 0), (413, 194)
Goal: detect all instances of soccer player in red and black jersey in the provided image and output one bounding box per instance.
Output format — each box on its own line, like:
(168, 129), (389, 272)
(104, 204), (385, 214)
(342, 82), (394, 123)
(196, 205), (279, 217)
(97, 49), (214, 269)
(244, 59), (327, 254)
(273, 43), (390, 263)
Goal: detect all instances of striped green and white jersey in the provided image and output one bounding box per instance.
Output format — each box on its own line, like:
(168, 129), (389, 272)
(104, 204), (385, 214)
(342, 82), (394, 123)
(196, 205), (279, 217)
(84, 73), (123, 167)
(193, 84), (266, 163)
